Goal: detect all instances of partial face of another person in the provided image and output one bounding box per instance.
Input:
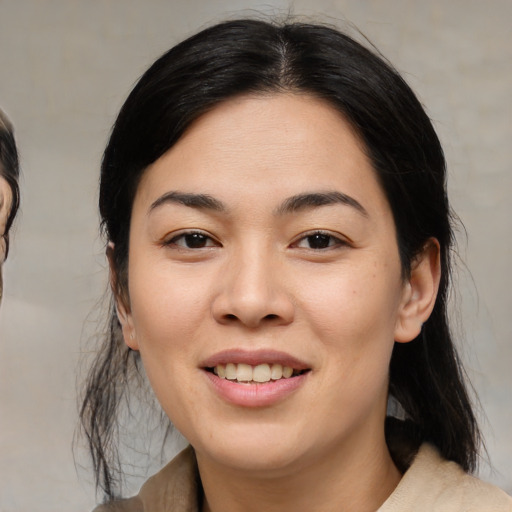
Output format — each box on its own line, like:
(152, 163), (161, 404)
(116, 94), (438, 476)
(0, 176), (13, 300)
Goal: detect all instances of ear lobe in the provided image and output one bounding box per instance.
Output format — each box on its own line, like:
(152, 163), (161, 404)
(107, 242), (139, 351)
(115, 300), (139, 351)
(394, 238), (441, 343)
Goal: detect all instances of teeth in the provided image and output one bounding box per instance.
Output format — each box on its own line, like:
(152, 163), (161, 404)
(282, 366), (293, 378)
(236, 363), (253, 382)
(225, 363), (237, 380)
(213, 363), (298, 383)
(253, 364), (271, 383)
(216, 364), (226, 379)
(271, 364), (283, 380)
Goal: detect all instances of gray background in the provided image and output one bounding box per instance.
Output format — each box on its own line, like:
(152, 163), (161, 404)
(0, 0), (510, 510)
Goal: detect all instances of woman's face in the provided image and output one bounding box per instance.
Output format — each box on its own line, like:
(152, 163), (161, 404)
(0, 176), (13, 299)
(119, 94), (426, 475)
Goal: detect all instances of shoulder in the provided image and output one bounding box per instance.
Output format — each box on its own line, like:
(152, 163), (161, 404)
(380, 443), (512, 512)
(91, 446), (199, 512)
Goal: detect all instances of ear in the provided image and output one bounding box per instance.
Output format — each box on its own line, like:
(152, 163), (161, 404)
(107, 242), (139, 351)
(394, 238), (441, 343)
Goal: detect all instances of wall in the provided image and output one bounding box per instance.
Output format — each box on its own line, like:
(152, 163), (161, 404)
(0, 1), (510, 510)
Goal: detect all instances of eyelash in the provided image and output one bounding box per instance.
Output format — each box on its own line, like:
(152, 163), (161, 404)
(164, 230), (347, 251)
(292, 230), (348, 250)
(164, 230), (220, 249)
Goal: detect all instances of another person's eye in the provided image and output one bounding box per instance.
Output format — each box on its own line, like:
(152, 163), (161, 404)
(165, 231), (218, 249)
(293, 231), (347, 250)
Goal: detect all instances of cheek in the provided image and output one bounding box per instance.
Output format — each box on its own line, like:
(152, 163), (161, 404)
(130, 256), (210, 334)
(295, 258), (403, 383)
(126, 257), (226, 424)
(302, 263), (401, 335)
(128, 269), (208, 427)
(127, 262), (210, 390)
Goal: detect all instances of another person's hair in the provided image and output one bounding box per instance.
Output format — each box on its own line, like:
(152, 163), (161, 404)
(0, 108), (20, 258)
(80, 18), (481, 500)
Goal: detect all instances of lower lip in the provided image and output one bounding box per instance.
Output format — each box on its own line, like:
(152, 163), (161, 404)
(203, 371), (309, 408)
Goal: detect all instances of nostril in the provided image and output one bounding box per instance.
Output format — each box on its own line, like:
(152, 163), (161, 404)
(222, 313), (279, 323)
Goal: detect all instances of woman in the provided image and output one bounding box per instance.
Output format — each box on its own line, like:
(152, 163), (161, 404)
(0, 108), (20, 302)
(81, 19), (512, 511)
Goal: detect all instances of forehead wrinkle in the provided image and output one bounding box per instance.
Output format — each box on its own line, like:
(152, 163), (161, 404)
(275, 191), (369, 217)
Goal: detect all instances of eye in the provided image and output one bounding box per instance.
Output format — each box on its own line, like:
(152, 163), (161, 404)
(294, 231), (346, 250)
(166, 231), (218, 249)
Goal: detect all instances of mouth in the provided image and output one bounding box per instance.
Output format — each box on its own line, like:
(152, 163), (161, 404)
(205, 363), (310, 384)
(201, 350), (311, 407)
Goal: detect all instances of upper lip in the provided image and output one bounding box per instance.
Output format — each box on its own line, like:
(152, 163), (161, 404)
(201, 349), (310, 370)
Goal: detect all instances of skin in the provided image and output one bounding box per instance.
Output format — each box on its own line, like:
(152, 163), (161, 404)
(115, 94), (440, 512)
(0, 176), (13, 301)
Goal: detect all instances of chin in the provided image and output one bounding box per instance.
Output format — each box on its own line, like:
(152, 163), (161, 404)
(190, 422), (307, 473)
(210, 445), (302, 475)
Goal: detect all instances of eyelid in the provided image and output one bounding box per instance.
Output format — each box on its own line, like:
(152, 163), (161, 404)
(163, 229), (221, 248)
(291, 229), (351, 249)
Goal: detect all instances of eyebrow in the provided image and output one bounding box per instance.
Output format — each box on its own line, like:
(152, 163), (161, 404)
(149, 190), (368, 217)
(275, 191), (368, 217)
(149, 192), (226, 213)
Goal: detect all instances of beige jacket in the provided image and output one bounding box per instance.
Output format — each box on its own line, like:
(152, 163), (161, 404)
(95, 444), (512, 511)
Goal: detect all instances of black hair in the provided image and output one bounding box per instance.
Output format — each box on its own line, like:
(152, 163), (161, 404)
(0, 108), (20, 260)
(80, 18), (480, 500)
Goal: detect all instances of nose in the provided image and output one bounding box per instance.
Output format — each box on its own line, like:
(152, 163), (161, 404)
(211, 247), (295, 329)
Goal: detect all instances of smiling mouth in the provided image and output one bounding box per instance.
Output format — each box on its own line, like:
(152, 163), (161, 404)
(206, 363), (310, 384)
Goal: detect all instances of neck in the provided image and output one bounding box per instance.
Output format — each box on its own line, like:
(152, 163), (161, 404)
(197, 431), (401, 512)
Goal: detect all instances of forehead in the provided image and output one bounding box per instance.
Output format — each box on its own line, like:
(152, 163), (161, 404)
(174, 93), (366, 166)
(136, 93), (387, 211)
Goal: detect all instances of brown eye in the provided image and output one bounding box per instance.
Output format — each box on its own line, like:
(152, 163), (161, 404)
(294, 231), (345, 250)
(306, 233), (333, 249)
(168, 231), (217, 249)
